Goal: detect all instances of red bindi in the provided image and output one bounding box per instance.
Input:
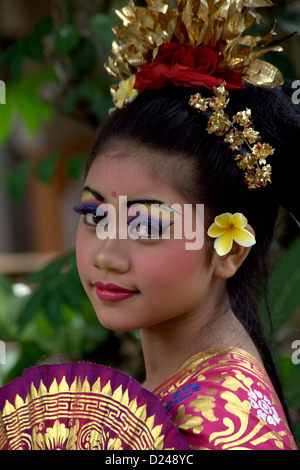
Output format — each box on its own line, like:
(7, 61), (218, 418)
(111, 191), (117, 198)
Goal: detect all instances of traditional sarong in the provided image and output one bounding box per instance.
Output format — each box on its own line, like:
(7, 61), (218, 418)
(154, 347), (297, 450)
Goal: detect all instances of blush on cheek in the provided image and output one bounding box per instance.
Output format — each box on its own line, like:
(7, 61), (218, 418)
(141, 242), (204, 288)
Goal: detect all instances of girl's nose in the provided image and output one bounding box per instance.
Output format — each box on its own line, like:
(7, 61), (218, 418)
(93, 237), (130, 273)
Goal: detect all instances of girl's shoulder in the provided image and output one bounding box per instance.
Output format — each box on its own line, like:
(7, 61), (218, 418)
(154, 347), (297, 450)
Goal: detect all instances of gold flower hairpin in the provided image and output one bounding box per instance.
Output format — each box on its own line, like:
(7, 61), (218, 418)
(189, 82), (274, 189)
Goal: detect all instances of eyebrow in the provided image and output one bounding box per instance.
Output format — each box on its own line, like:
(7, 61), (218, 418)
(129, 199), (169, 207)
(82, 186), (104, 202)
(82, 186), (169, 208)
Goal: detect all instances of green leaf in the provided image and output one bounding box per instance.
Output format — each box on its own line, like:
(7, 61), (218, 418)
(88, 13), (120, 47)
(0, 86), (15, 143)
(54, 24), (80, 56)
(61, 83), (96, 115)
(65, 154), (86, 180)
(292, 422), (300, 449)
(91, 94), (113, 120)
(15, 79), (54, 135)
(262, 51), (296, 82)
(283, 367), (300, 408)
(275, 354), (295, 382)
(69, 37), (97, 79)
(0, 276), (13, 337)
(44, 286), (63, 330)
(22, 253), (78, 330)
(17, 282), (49, 331)
(278, 12), (300, 33)
(8, 52), (23, 81)
(0, 16), (53, 80)
(266, 237), (300, 335)
(25, 38), (44, 61)
(5, 159), (31, 202)
(35, 151), (60, 184)
(60, 267), (84, 313)
(26, 253), (74, 284)
(0, 275), (12, 296)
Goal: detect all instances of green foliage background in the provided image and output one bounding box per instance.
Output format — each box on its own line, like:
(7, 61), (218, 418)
(0, 0), (300, 446)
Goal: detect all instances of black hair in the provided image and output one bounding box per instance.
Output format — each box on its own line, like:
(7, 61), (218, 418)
(86, 82), (300, 426)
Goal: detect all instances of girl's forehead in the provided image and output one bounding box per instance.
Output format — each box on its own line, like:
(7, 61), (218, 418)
(87, 153), (158, 189)
(85, 148), (187, 202)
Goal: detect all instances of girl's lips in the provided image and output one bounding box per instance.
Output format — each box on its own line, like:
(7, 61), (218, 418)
(93, 281), (139, 302)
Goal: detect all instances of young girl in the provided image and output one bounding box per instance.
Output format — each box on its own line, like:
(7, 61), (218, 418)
(74, 0), (299, 449)
(73, 86), (298, 450)
(0, 0), (299, 451)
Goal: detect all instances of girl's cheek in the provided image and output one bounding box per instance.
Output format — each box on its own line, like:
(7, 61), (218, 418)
(136, 242), (203, 286)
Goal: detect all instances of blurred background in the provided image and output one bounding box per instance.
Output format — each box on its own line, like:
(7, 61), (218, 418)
(0, 0), (299, 445)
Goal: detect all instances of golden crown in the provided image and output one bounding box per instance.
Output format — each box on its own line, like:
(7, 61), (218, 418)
(106, 0), (284, 92)
(105, 0), (285, 189)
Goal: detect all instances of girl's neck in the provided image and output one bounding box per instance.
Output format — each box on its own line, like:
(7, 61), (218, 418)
(140, 305), (262, 392)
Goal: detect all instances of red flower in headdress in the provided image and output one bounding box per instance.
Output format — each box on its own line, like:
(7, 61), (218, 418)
(135, 43), (244, 92)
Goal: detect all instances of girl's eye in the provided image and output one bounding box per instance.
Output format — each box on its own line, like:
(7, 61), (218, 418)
(128, 217), (171, 239)
(74, 204), (173, 238)
(74, 204), (107, 228)
(84, 212), (106, 227)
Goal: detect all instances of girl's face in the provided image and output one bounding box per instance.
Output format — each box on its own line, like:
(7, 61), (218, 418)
(76, 146), (218, 333)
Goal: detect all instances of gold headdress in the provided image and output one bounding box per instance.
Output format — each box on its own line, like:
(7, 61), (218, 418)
(105, 0), (285, 188)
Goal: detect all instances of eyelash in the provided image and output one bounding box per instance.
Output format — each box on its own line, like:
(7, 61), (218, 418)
(73, 203), (105, 227)
(73, 204), (173, 238)
(127, 216), (171, 238)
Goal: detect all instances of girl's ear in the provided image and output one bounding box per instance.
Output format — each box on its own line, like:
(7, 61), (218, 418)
(212, 225), (255, 279)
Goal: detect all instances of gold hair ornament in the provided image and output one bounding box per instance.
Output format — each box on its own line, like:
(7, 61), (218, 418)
(189, 82), (274, 189)
(106, 0), (285, 106)
(105, 0), (286, 189)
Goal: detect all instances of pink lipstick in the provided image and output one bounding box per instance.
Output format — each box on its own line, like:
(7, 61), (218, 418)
(93, 281), (139, 302)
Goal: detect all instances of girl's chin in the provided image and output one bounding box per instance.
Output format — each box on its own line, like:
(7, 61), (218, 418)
(93, 306), (141, 332)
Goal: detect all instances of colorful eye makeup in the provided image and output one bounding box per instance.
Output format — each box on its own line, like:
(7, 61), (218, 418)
(73, 188), (177, 239)
(73, 202), (107, 227)
(127, 203), (175, 239)
(73, 187), (105, 227)
(127, 215), (173, 239)
(74, 203), (174, 237)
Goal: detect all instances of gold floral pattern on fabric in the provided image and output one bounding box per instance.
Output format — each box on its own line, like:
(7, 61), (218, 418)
(154, 348), (297, 450)
(0, 363), (189, 450)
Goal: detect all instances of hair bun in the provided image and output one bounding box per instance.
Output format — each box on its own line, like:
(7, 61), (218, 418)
(241, 81), (300, 223)
(270, 80), (300, 223)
